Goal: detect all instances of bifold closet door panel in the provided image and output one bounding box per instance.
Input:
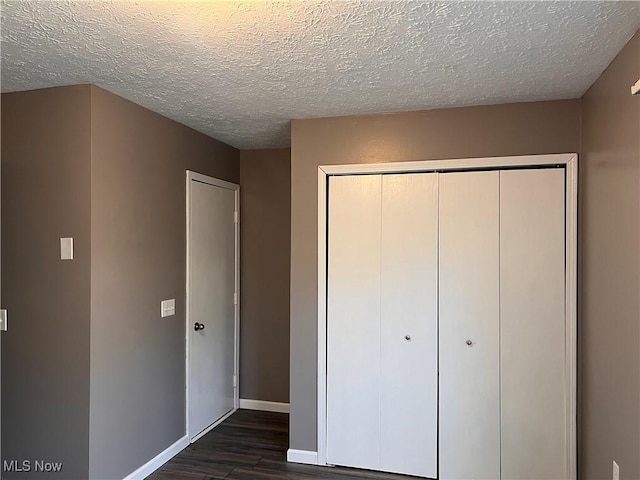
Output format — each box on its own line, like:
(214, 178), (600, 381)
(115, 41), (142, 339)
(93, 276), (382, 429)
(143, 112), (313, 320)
(500, 169), (567, 479)
(380, 174), (438, 478)
(327, 174), (382, 470)
(439, 171), (501, 480)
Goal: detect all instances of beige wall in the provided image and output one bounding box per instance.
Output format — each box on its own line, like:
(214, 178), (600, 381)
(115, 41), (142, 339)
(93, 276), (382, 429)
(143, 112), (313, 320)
(581, 30), (639, 480)
(239, 149), (291, 403)
(1, 86), (92, 479)
(89, 86), (239, 479)
(290, 99), (582, 451)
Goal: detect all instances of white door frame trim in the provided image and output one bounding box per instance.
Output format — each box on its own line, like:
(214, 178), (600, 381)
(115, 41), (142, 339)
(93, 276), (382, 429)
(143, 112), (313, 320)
(316, 154), (578, 479)
(186, 170), (240, 442)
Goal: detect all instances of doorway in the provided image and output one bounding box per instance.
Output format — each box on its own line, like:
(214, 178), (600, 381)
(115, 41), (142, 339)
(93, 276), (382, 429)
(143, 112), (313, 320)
(316, 154), (578, 480)
(186, 171), (240, 442)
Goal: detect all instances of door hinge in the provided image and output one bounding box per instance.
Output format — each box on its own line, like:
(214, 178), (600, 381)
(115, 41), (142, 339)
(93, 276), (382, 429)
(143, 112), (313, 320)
(233, 375), (237, 388)
(234, 211), (239, 224)
(0, 309), (7, 332)
(233, 293), (238, 305)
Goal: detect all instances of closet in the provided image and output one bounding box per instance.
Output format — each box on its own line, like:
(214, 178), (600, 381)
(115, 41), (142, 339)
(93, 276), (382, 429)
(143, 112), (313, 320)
(325, 166), (572, 480)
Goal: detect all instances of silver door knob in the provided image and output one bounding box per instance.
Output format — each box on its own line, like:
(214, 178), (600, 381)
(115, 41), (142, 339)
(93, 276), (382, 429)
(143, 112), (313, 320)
(466, 339), (473, 346)
(405, 335), (411, 341)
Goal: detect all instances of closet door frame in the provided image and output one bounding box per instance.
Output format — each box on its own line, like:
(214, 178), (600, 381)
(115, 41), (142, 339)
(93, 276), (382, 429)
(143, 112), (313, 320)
(315, 153), (578, 480)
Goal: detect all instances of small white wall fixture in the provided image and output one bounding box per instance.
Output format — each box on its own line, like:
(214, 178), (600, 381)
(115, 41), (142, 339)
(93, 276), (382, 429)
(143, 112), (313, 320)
(313, 154), (578, 480)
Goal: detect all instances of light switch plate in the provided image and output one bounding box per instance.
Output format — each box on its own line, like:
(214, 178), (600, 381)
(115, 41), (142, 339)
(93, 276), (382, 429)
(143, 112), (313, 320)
(60, 237), (74, 260)
(0, 310), (7, 331)
(613, 461), (619, 480)
(161, 299), (176, 318)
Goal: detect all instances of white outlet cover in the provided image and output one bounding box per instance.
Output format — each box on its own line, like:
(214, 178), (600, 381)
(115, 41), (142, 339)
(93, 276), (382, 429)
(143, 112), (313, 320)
(613, 461), (619, 480)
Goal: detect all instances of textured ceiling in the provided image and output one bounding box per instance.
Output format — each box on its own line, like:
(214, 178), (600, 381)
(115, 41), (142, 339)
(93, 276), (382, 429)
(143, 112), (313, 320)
(1, 1), (639, 149)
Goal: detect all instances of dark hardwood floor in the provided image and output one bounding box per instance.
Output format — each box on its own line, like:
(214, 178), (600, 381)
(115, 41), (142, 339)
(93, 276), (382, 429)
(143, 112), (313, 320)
(148, 409), (422, 480)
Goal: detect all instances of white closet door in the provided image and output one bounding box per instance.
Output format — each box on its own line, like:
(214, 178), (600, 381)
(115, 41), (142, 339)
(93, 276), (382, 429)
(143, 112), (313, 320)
(500, 169), (567, 479)
(327, 174), (382, 471)
(380, 174), (438, 478)
(439, 171), (501, 480)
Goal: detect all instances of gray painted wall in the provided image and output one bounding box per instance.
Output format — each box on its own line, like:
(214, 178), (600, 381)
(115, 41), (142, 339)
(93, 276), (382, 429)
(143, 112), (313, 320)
(581, 30), (639, 480)
(289, 99), (582, 451)
(89, 86), (239, 479)
(1, 84), (241, 479)
(239, 149), (291, 404)
(1, 86), (92, 479)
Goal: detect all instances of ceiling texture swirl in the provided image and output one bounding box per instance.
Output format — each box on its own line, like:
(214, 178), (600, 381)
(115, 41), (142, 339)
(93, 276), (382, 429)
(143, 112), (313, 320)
(1, 1), (639, 149)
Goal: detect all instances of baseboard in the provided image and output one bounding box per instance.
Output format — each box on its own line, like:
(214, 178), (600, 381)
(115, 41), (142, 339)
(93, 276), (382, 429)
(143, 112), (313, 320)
(287, 449), (318, 465)
(123, 435), (189, 480)
(239, 398), (289, 413)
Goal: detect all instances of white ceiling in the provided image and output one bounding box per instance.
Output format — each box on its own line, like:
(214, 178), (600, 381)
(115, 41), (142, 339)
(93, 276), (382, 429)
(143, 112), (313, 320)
(1, 1), (638, 149)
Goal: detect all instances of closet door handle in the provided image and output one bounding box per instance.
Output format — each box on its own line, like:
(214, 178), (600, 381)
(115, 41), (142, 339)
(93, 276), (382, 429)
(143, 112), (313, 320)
(466, 339), (473, 346)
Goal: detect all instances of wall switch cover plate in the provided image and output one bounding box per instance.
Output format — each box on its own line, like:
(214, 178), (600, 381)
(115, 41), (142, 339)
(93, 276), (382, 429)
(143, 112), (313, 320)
(60, 237), (74, 260)
(0, 310), (7, 331)
(161, 299), (176, 318)
(613, 461), (619, 480)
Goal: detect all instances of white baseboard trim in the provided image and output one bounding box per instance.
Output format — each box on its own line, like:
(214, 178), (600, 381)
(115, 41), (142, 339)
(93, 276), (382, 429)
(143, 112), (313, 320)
(239, 398), (289, 413)
(287, 449), (318, 465)
(123, 435), (188, 480)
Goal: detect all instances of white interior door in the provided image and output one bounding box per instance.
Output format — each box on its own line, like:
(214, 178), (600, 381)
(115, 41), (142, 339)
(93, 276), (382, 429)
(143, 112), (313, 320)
(327, 173), (438, 477)
(321, 157), (576, 480)
(500, 168), (567, 479)
(327, 174), (382, 471)
(380, 174), (438, 478)
(439, 171), (501, 480)
(188, 177), (237, 440)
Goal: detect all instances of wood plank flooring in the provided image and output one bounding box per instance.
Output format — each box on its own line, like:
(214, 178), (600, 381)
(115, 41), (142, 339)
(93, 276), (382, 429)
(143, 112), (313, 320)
(148, 409), (423, 480)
